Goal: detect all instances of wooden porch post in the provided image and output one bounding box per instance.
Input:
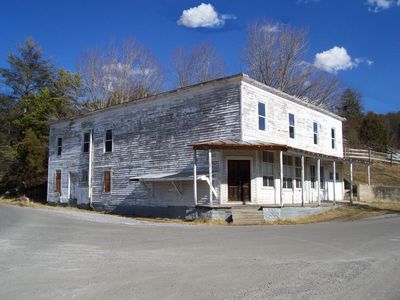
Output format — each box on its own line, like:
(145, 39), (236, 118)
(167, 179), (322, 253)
(279, 150), (283, 207)
(301, 155), (305, 207)
(208, 148), (213, 206)
(193, 149), (197, 206)
(349, 161), (353, 204)
(367, 165), (371, 186)
(317, 158), (321, 206)
(333, 160), (336, 206)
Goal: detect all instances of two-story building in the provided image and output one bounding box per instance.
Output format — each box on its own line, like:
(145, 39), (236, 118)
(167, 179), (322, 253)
(47, 74), (345, 218)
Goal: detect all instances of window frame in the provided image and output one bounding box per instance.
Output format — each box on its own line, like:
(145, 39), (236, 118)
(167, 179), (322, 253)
(258, 102), (266, 131)
(295, 157), (302, 188)
(331, 128), (336, 149)
(56, 137), (62, 156)
(310, 165), (316, 189)
(289, 113), (295, 139)
(262, 151), (274, 187)
(104, 129), (113, 153)
(83, 132), (91, 153)
(313, 122), (319, 145)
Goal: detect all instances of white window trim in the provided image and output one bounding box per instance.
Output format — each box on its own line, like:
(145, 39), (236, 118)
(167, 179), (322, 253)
(289, 113), (295, 139)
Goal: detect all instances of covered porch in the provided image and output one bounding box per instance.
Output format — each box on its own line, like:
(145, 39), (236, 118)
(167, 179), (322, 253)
(192, 140), (344, 208)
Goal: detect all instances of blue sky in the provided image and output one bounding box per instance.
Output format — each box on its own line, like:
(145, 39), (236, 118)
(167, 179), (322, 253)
(0, 0), (399, 113)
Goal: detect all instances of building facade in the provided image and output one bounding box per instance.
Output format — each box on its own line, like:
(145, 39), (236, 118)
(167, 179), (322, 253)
(47, 74), (345, 217)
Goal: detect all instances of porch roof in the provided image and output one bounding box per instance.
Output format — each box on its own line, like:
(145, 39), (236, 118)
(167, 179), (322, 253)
(191, 139), (344, 161)
(130, 171), (210, 182)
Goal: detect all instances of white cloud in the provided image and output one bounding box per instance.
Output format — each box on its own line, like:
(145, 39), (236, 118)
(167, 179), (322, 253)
(261, 24), (280, 33)
(313, 47), (356, 73)
(177, 3), (235, 28)
(366, 0), (396, 12)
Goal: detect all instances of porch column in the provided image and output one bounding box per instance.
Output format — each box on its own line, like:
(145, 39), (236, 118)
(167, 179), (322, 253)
(208, 148), (213, 206)
(317, 158), (321, 206)
(349, 161), (353, 204)
(279, 150), (283, 207)
(367, 164), (371, 186)
(193, 149), (197, 205)
(333, 160), (336, 206)
(301, 155), (305, 207)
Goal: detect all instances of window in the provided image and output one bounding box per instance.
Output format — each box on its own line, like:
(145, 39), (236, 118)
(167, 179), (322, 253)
(57, 137), (62, 156)
(295, 157), (302, 188)
(310, 165), (316, 189)
(105, 129), (113, 153)
(83, 132), (90, 153)
(55, 170), (61, 193)
(262, 151), (274, 187)
(331, 128), (336, 149)
(258, 102), (266, 131)
(289, 113), (295, 139)
(329, 172), (339, 181)
(103, 170), (111, 193)
(283, 155), (293, 189)
(320, 166), (325, 188)
(313, 122), (319, 145)
(81, 169), (88, 184)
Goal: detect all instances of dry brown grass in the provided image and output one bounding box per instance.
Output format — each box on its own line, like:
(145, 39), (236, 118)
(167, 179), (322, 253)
(343, 161), (400, 186)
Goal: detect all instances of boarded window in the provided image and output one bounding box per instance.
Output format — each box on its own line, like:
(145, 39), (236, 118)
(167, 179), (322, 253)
(83, 132), (90, 153)
(289, 113), (295, 139)
(262, 151), (274, 187)
(81, 169), (88, 184)
(105, 129), (113, 152)
(258, 102), (266, 131)
(331, 128), (336, 149)
(57, 137), (62, 156)
(313, 122), (318, 145)
(55, 170), (61, 193)
(103, 170), (111, 193)
(283, 155), (293, 189)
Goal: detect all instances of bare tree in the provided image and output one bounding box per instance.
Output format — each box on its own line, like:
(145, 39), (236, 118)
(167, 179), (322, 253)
(243, 20), (340, 109)
(171, 43), (226, 88)
(77, 38), (165, 110)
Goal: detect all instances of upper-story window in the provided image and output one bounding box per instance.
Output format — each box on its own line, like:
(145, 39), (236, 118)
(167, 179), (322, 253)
(258, 102), (266, 131)
(331, 128), (336, 149)
(83, 132), (90, 153)
(289, 113), (295, 139)
(56, 137), (62, 156)
(313, 122), (319, 145)
(262, 151), (274, 187)
(104, 129), (113, 153)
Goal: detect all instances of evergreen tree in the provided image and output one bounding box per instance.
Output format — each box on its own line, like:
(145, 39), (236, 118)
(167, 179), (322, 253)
(0, 37), (54, 99)
(337, 88), (364, 146)
(361, 112), (388, 151)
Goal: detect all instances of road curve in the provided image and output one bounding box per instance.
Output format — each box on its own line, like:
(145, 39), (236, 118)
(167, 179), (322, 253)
(0, 204), (399, 299)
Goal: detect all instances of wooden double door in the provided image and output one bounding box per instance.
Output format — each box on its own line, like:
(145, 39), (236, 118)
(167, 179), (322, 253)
(228, 160), (251, 202)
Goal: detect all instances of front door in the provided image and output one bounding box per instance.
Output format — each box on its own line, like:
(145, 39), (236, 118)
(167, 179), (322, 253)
(228, 160), (251, 202)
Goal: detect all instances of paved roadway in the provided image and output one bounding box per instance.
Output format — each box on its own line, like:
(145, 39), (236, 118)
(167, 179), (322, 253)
(0, 204), (399, 300)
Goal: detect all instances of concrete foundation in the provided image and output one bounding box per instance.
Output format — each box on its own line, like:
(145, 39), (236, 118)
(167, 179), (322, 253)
(263, 206), (336, 221)
(358, 184), (400, 202)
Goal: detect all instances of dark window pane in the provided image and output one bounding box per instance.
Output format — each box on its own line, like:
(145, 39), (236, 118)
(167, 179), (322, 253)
(289, 126), (295, 138)
(289, 113), (295, 126)
(258, 102), (265, 116)
(259, 117), (265, 131)
(105, 129), (112, 140)
(83, 143), (90, 153)
(105, 141), (112, 152)
(314, 134), (318, 145)
(331, 128), (335, 138)
(313, 122), (318, 133)
(263, 151), (274, 163)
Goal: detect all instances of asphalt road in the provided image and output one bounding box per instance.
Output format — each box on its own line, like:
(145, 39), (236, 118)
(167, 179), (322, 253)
(0, 205), (399, 300)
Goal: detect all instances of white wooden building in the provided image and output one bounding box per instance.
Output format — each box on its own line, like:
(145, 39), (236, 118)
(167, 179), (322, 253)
(47, 74), (345, 218)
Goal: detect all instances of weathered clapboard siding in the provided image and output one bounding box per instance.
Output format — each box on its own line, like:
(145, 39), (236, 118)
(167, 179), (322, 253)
(48, 77), (242, 213)
(241, 79), (344, 158)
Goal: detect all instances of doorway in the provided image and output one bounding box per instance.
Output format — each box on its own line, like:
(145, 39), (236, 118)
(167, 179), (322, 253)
(227, 160), (251, 202)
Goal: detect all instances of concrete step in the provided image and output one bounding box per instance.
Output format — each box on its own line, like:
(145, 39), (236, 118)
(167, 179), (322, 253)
(231, 208), (264, 225)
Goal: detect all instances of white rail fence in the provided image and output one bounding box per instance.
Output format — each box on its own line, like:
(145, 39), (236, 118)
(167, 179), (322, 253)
(344, 148), (400, 165)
